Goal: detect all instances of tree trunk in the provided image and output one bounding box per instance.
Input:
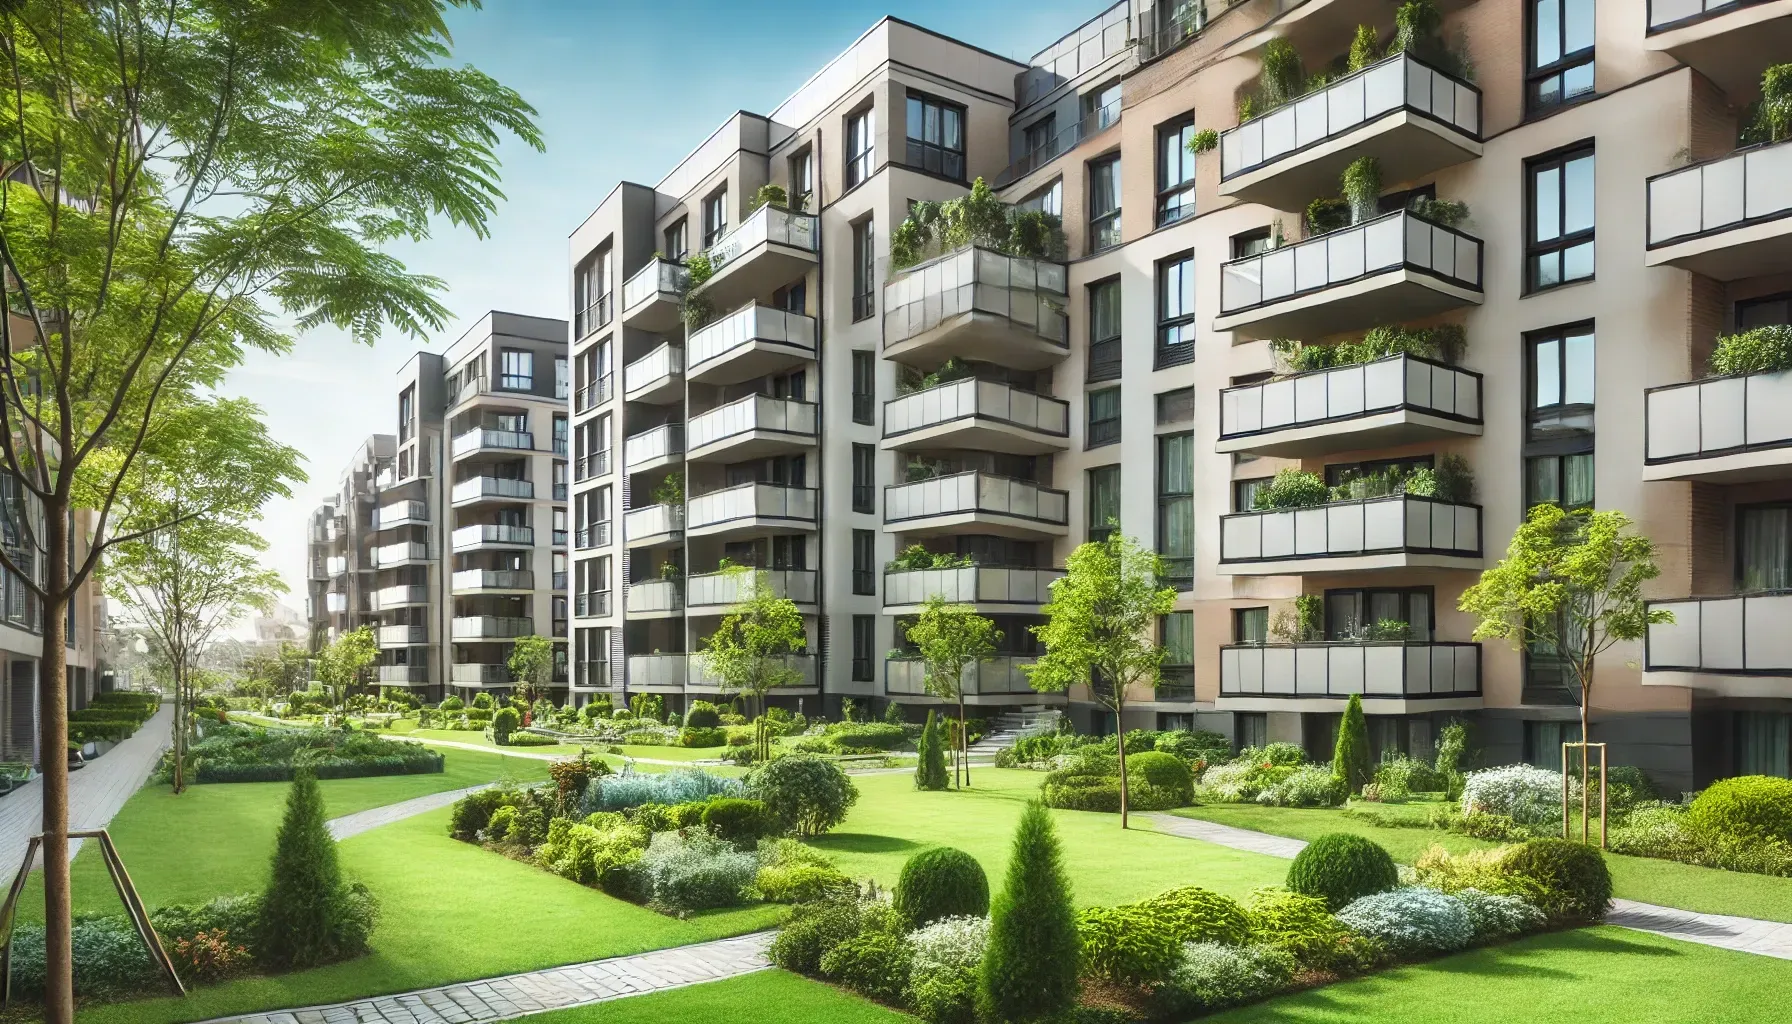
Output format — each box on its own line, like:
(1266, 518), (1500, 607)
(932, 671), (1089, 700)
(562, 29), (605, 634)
(1580, 679), (1591, 844)
(171, 664), (186, 794)
(1115, 697), (1129, 830)
(40, 514), (73, 1024)
(957, 696), (969, 790)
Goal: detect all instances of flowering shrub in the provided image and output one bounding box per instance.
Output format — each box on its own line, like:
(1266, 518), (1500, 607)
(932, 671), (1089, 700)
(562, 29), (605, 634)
(170, 928), (251, 983)
(1335, 887), (1475, 956)
(1461, 764), (1568, 826)
(1256, 765), (1345, 807)
(906, 915), (988, 1024)
(1452, 888), (1545, 941)
(1154, 942), (1296, 1015)
(1197, 759), (1265, 802)
(639, 830), (759, 913)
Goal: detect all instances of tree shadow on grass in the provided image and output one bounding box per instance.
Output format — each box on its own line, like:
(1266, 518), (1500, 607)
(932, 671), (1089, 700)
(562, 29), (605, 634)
(807, 833), (923, 855)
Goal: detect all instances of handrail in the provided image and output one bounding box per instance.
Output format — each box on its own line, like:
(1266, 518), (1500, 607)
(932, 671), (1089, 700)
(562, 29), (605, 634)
(1218, 210), (1483, 316)
(1219, 352), (1484, 440)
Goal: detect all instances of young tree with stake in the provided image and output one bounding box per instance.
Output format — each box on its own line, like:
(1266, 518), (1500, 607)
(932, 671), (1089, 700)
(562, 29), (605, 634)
(695, 565), (807, 761)
(903, 595), (998, 789)
(507, 634), (556, 710)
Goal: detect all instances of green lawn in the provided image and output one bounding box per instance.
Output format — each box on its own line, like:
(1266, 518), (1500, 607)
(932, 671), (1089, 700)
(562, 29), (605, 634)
(404, 728), (733, 766)
(504, 970), (912, 1024)
(1174, 803), (1792, 923)
(808, 768), (1290, 907)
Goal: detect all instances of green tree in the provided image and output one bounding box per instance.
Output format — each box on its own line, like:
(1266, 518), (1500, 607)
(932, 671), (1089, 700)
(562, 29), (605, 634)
(1023, 531), (1176, 828)
(242, 641), (312, 701)
(1333, 693), (1372, 794)
(507, 634), (556, 709)
(1460, 505), (1670, 838)
(0, 4), (538, 1013)
(979, 801), (1078, 1022)
(257, 769), (339, 968)
(903, 596), (999, 789)
(915, 709), (949, 791)
(315, 626), (378, 718)
(696, 565), (807, 760)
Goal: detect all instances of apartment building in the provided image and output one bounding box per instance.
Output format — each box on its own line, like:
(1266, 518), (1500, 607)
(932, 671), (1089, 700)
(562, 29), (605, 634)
(569, 0), (1791, 789)
(308, 312), (570, 700)
(305, 435), (392, 651)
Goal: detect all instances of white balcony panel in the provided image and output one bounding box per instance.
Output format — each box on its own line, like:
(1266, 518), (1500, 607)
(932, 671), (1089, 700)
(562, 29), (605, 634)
(884, 656), (1050, 699)
(686, 395), (817, 462)
(883, 472), (1069, 539)
(375, 500), (427, 529)
(451, 569), (534, 593)
(628, 654), (688, 690)
(1646, 139), (1792, 280)
(451, 524), (533, 550)
(620, 259), (688, 333)
(693, 205), (819, 312)
(882, 379), (1071, 454)
(1647, 594), (1792, 681)
(1644, 370), (1792, 483)
(373, 542), (429, 567)
(1219, 642), (1482, 708)
(451, 477), (533, 505)
(688, 654), (816, 692)
(686, 483), (817, 537)
(882, 247), (1070, 371)
(685, 569), (818, 610)
(1219, 495), (1480, 575)
(686, 304), (816, 385)
(372, 585), (429, 610)
(1219, 354), (1483, 456)
(1644, 0), (1792, 97)
(450, 615), (532, 640)
(883, 566), (1064, 610)
(624, 503), (685, 548)
(625, 580), (684, 617)
(377, 624), (427, 648)
(623, 343), (684, 404)
(624, 423), (686, 473)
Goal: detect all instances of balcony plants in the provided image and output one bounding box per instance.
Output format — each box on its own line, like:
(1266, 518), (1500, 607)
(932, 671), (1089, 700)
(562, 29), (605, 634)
(1270, 322), (1467, 375)
(1270, 595), (1324, 643)
(746, 183), (787, 214)
(651, 470), (684, 506)
(1707, 323), (1792, 376)
(1740, 63), (1791, 145)
(888, 177), (1068, 270)
(886, 544), (975, 572)
(1250, 467), (1329, 510)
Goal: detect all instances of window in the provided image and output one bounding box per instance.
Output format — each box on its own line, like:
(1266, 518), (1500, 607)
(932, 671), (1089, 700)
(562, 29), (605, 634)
(851, 351), (876, 424)
(1738, 504), (1791, 592)
(1087, 388), (1121, 448)
(789, 148), (814, 212)
(702, 188), (728, 248)
(852, 530), (876, 595)
(1088, 155), (1122, 251)
(1235, 712), (1267, 751)
(905, 92), (965, 180)
(1324, 454), (1434, 491)
(555, 356), (570, 400)
(1083, 80), (1121, 131)
(499, 349), (533, 391)
(1156, 387), (1194, 426)
(1231, 228), (1272, 259)
(1088, 465), (1120, 541)
(852, 218), (875, 322)
(1157, 433), (1194, 591)
(1019, 178), (1063, 219)
(1527, 146), (1594, 291)
(852, 615), (875, 682)
(398, 386), (414, 443)
(1324, 587), (1434, 641)
(1087, 278), (1121, 383)
(664, 219), (687, 260)
(1528, 0), (1594, 114)
(1526, 323), (1595, 510)
(1234, 607), (1269, 643)
(1156, 251), (1196, 368)
(1023, 115), (1057, 159)
(852, 444), (876, 513)
(1736, 712), (1791, 778)
(1159, 611), (1194, 698)
(771, 534), (807, 570)
(1739, 292), (1792, 330)
(1234, 476), (1271, 511)
(1157, 118), (1197, 227)
(846, 106), (875, 188)
(1524, 719), (1582, 769)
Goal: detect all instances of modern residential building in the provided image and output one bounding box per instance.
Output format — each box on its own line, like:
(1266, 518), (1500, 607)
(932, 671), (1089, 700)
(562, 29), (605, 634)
(568, 0), (1791, 789)
(305, 435), (392, 652)
(308, 312), (570, 701)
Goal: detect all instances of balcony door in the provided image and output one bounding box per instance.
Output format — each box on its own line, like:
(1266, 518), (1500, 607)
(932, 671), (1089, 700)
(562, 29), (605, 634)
(1324, 587), (1433, 641)
(1738, 503), (1791, 593)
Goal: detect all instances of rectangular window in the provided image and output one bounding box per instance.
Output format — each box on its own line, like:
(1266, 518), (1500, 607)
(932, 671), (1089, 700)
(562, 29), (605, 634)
(852, 529), (876, 595)
(555, 356), (570, 400)
(1738, 503), (1791, 592)
(1156, 387), (1194, 426)
(1088, 465), (1121, 541)
(905, 92), (966, 180)
(851, 351), (876, 424)
(1159, 611), (1194, 699)
(1087, 278), (1121, 383)
(499, 349), (533, 391)
(1736, 712), (1791, 778)
(1739, 292), (1792, 330)
(846, 106), (876, 189)
(1087, 388), (1121, 448)
(852, 444), (876, 513)
(1527, 147), (1594, 292)
(1234, 607), (1269, 643)
(852, 218), (875, 322)
(664, 219), (687, 260)
(1157, 433), (1194, 591)
(1526, 322), (1595, 511)
(1023, 115), (1057, 159)
(1524, 719), (1583, 769)
(702, 188), (728, 249)
(1526, 453), (1595, 510)
(1157, 117), (1197, 227)
(1235, 712), (1267, 751)
(1018, 178), (1063, 219)
(1089, 155), (1122, 252)
(1231, 228), (1272, 259)
(1324, 587), (1434, 641)
(1156, 252), (1196, 369)
(1234, 476), (1271, 511)
(852, 615), (875, 682)
(1528, 0), (1595, 114)
(398, 386), (414, 443)
(1083, 80), (1122, 131)
(789, 148), (814, 212)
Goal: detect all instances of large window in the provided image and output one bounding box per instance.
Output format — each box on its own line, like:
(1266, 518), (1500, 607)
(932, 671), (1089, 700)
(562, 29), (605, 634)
(499, 349), (533, 391)
(1083, 80), (1122, 131)
(852, 444), (876, 514)
(1023, 115), (1057, 160)
(702, 188), (728, 249)
(1528, 0), (1594, 115)
(1087, 388), (1121, 448)
(1527, 146), (1594, 292)
(1157, 433), (1194, 591)
(1160, 612), (1194, 698)
(1736, 712), (1791, 778)
(852, 616), (875, 682)
(1089, 155), (1122, 252)
(1324, 587), (1434, 641)
(1524, 720), (1582, 769)
(852, 218), (875, 322)
(1019, 178), (1063, 219)
(789, 148), (814, 212)
(846, 106), (875, 189)
(1157, 117), (1198, 227)
(1087, 278), (1121, 383)
(1739, 504), (1791, 592)
(398, 386), (414, 443)
(1088, 465), (1120, 542)
(851, 351), (875, 424)
(1526, 323), (1595, 510)
(1234, 476), (1271, 511)
(663, 219), (687, 260)
(1156, 251), (1196, 368)
(852, 529), (876, 595)
(905, 92), (965, 180)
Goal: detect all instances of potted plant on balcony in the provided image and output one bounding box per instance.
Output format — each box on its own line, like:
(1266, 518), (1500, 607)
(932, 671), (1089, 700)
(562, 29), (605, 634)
(888, 178), (1067, 270)
(652, 471), (683, 507)
(1707, 324), (1792, 377)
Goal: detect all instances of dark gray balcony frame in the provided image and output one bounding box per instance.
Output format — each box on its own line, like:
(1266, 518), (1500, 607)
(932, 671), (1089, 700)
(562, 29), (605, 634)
(1218, 493), (1483, 566)
(1645, 139), (1792, 251)
(1218, 640), (1483, 698)
(1217, 210), (1484, 319)
(880, 381), (1071, 443)
(1218, 353), (1485, 443)
(1647, 0), (1774, 32)
(882, 471), (1071, 529)
(1644, 591), (1792, 677)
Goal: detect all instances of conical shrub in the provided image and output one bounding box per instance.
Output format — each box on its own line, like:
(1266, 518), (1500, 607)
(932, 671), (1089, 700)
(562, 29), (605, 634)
(257, 769), (342, 968)
(1333, 693), (1373, 795)
(916, 710), (949, 791)
(979, 801), (1077, 1022)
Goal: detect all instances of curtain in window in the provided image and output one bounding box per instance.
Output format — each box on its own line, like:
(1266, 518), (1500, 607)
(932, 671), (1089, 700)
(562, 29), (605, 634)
(1738, 713), (1791, 778)
(1740, 507), (1791, 592)
(1563, 453), (1595, 508)
(1236, 608), (1268, 643)
(1088, 467), (1120, 532)
(1090, 281), (1121, 342)
(1158, 433), (1193, 494)
(1162, 612), (1194, 665)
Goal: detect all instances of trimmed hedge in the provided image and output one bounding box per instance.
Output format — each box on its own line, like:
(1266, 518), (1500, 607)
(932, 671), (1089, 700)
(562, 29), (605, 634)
(195, 753), (444, 783)
(1686, 776), (1792, 844)
(1286, 833), (1399, 911)
(1136, 886), (1251, 945)
(180, 724), (443, 784)
(894, 847), (989, 927)
(1502, 838), (1612, 922)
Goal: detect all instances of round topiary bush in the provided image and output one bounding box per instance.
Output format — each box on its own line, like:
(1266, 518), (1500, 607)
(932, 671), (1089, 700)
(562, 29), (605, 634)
(1126, 750), (1194, 809)
(1135, 886), (1250, 945)
(1075, 904), (1183, 987)
(684, 701), (722, 729)
(749, 753), (859, 837)
(700, 797), (773, 847)
(1501, 838), (1612, 922)
(1285, 833), (1399, 911)
(894, 846), (990, 928)
(1685, 775), (1792, 844)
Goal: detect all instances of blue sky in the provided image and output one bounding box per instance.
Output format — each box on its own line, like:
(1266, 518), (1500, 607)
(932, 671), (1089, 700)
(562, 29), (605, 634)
(240, 0), (1107, 603)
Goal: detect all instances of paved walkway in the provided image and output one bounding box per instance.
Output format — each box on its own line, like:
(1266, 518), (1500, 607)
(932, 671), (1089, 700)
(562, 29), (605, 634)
(0, 702), (172, 880)
(327, 784), (497, 841)
(193, 932), (775, 1024)
(1143, 812), (1792, 961)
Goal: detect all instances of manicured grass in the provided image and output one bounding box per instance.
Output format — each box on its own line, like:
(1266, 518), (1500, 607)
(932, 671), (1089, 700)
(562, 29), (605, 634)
(76, 806), (783, 1024)
(808, 768), (1289, 907)
(1209, 926), (1792, 1023)
(1173, 803), (1792, 923)
(405, 728), (733, 765)
(504, 970), (912, 1024)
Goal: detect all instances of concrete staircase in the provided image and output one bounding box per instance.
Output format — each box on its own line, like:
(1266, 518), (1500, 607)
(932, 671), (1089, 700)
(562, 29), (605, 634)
(967, 707), (1063, 758)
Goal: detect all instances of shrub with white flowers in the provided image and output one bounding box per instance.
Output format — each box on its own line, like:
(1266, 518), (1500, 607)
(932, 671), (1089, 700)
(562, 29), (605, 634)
(1199, 759), (1263, 802)
(1255, 765), (1344, 807)
(1452, 887), (1545, 941)
(1461, 764), (1570, 826)
(1336, 887), (1475, 955)
(906, 915), (988, 1024)
(1155, 941), (1297, 1015)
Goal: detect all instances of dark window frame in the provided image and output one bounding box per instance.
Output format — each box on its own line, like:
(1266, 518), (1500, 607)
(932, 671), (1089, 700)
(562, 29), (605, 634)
(1525, 321), (1596, 512)
(851, 615), (875, 682)
(1233, 607), (1269, 643)
(1526, 0), (1596, 116)
(845, 104), (876, 190)
(701, 187), (728, 249)
(1155, 115), (1198, 228)
(851, 350), (876, 424)
(1088, 153), (1122, 252)
(1087, 464), (1121, 542)
(1525, 144), (1596, 294)
(788, 147), (814, 212)
(904, 90), (967, 181)
(1087, 276), (1122, 383)
(1230, 228), (1271, 260)
(1736, 501), (1792, 593)
(1737, 291), (1792, 331)
(1087, 387), (1122, 448)
(1155, 251), (1196, 369)
(851, 217), (876, 322)
(1233, 475), (1272, 512)
(852, 529), (877, 596)
(851, 443), (877, 513)
(1321, 586), (1437, 640)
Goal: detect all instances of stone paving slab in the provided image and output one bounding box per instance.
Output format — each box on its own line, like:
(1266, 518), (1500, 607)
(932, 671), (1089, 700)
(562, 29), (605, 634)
(327, 784), (497, 841)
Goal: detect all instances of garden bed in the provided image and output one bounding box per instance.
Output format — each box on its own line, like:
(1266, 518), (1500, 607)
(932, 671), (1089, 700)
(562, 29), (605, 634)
(170, 723), (444, 783)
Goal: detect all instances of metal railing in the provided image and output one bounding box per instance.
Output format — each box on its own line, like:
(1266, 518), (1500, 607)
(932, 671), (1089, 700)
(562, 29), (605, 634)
(1221, 354), (1484, 441)
(686, 568), (818, 609)
(687, 483), (817, 532)
(884, 247), (1069, 351)
(994, 98), (1122, 188)
(1648, 0), (1770, 31)
(1646, 591), (1792, 674)
(624, 343), (683, 397)
(1220, 53), (1481, 181)
(702, 204), (819, 280)
(1645, 368), (1792, 465)
(372, 542), (429, 567)
(624, 504), (681, 541)
(577, 660), (613, 689)
(378, 664), (430, 684)
(574, 375), (613, 414)
(1133, 1), (1208, 62)
(450, 615), (533, 640)
(451, 477), (533, 503)
(451, 568), (533, 591)
(574, 520), (612, 549)
(1219, 211), (1483, 316)
(688, 395), (816, 452)
(884, 471), (1069, 527)
(883, 565), (1063, 607)
(625, 579), (682, 615)
(1219, 494), (1482, 564)
(372, 584), (429, 610)
(377, 624), (428, 647)
(883, 379), (1068, 441)
(575, 292), (613, 339)
(374, 500), (427, 529)
(450, 428), (533, 458)
(574, 449), (610, 482)
(624, 423), (686, 470)
(885, 656), (1044, 696)
(576, 590), (613, 617)
(686, 304), (816, 378)
(451, 524), (534, 550)
(1220, 641), (1482, 698)
(1647, 138), (1792, 249)
(622, 258), (688, 312)
(628, 654), (688, 689)
(450, 663), (509, 685)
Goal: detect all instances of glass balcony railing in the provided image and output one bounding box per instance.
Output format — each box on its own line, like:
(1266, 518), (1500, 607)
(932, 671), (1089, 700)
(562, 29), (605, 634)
(450, 428), (533, 459)
(701, 204), (819, 280)
(575, 591), (613, 617)
(1219, 211), (1483, 319)
(884, 472), (1069, 529)
(372, 584), (429, 610)
(622, 258), (687, 313)
(628, 654), (687, 689)
(1648, 0), (1774, 31)
(575, 292), (612, 340)
(451, 568), (533, 592)
(882, 379), (1070, 444)
(689, 653), (815, 691)
(686, 569), (818, 609)
(574, 374), (613, 414)
(377, 624), (427, 647)
(1646, 592), (1792, 675)
(374, 500), (427, 529)
(624, 504), (683, 543)
(625, 579), (683, 615)
(686, 483), (817, 533)
(1219, 494), (1481, 567)
(994, 98), (1121, 188)
(623, 343), (683, 398)
(325, 555), (349, 576)
(378, 664), (429, 684)
(574, 449), (610, 482)
(686, 304), (816, 380)
(450, 477), (533, 504)
(450, 615), (533, 640)
(1646, 138), (1792, 250)
(1220, 641), (1482, 699)
(1219, 354), (1483, 446)
(451, 524), (533, 550)
(450, 663), (510, 685)
(883, 247), (1069, 357)
(883, 565), (1063, 607)
(885, 656), (1043, 696)
(372, 542), (429, 567)
(687, 395), (816, 453)
(1645, 368), (1792, 469)
(577, 659), (613, 689)
(624, 423), (686, 470)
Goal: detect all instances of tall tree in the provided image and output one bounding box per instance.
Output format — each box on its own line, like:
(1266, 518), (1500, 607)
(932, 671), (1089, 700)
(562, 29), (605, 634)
(903, 595), (998, 789)
(315, 626), (378, 719)
(507, 634), (555, 709)
(695, 565), (806, 760)
(1023, 531), (1176, 829)
(1460, 504), (1669, 837)
(241, 640), (311, 701)
(0, 5), (538, 1012)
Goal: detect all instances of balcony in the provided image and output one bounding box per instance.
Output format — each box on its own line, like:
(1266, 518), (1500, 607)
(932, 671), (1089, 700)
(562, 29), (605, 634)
(373, 541), (430, 568)
(1218, 494), (1482, 575)
(1645, 592), (1792, 694)
(883, 565), (1063, 614)
(1216, 211), (1483, 341)
(624, 423), (685, 473)
(621, 258), (688, 333)
(377, 624), (427, 648)
(575, 292), (612, 341)
(450, 663), (510, 686)
(686, 395), (817, 463)
(692, 204), (819, 311)
(686, 304), (816, 386)
(576, 659), (614, 690)
(625, 579), (684, 618)
(451, 524), (534, 551)
(451, 477), (533, 506)
(686, 569), (818, 613)
(884, 472), (1069, 539)
(450, 615), (533, 641)
(451, 568), (534, 595)
(688, 653), (817, 693)
(883, 247), (1069, 371)
(993, 95), (1122, 188)
(686, 483), (817, 538)
(374, 500), (427, 530)
(1218, 641), (1483, 710)
(1218, 54), (1482, 211)
(450, 428), (534, 461)
(326, 555), (348, 576)
(1645, 139), (1792, 280)
(1218, 354), (1483, 457)
(574, 375), (613, 415)
(629, 653), (688, 691)
(372, 584), (429, 611)
(1644, 0), (1792, 96)
(575, 591), (613, 617)
(885, 656), (1055, 701)
(881, 379), (1070, 455)
(378, 664), (430, 685)
(575, 521), (612, 549)
(574, 449), (611, 482)
(1644, 369), (1792, 482)
(325, 592), (348, 614)
(623, 343), (684, 404)
(624, 504), (683, 548)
